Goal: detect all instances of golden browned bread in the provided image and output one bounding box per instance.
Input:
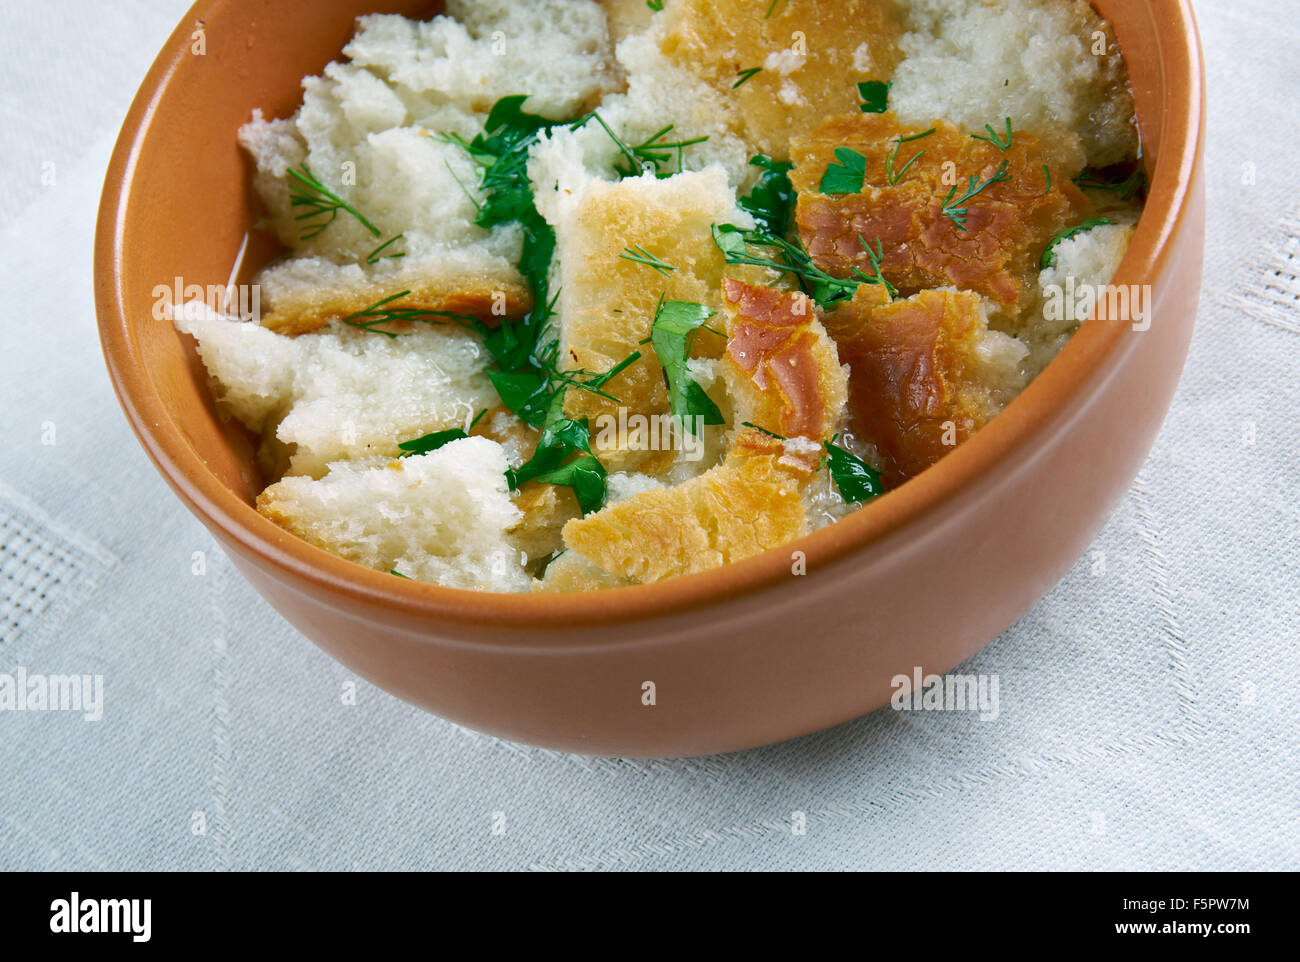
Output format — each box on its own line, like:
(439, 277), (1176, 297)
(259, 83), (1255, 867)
(657, 0), (902, 161)
(791, 113), (1087, 322)
(258, 277), (530, 337)
(830, 288), (1027, 486)
(719, 278), (847, 442)
(549, 167), (763, 474)
(553, 428), (817, 586)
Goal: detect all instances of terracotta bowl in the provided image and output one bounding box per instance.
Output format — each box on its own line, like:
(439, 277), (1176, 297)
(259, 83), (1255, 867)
(96, 0), (1205, 756)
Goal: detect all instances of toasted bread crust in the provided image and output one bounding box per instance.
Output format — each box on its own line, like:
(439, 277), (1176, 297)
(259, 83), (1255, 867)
(259, 279), (530, 337)
(720, 279), (847, 442)
(658, 0), (903, 161)
(830, 288), (1018, 485)
(792, 113), (1087, 321)
(557, 429), (813, 584)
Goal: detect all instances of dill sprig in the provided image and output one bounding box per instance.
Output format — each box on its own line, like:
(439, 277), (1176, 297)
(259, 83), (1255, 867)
(886, 127), (935, 185)
(856, 235), (896, 298)
(941, 160), (1011, 230)
(734, 67), (762, 88)
(365, 234), (406, 264)
(286, 165), (381, 241)
(578, 114), (709, 177)
(340, 290), (482, 338)
(971, 117), (1014, 152)
(620, 245), (677, 276)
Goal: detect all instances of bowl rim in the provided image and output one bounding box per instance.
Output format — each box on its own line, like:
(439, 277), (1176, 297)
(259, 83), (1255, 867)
(95, 0), (1206, 634)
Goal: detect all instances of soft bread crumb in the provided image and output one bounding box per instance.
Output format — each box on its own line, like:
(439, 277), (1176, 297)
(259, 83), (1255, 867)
(257, 437), (530, 591)
(1024, 218), (1136, 375)
(174, 306), (496, 479)
(889, 0), (1137, 174)
(239, 0), (621, 330)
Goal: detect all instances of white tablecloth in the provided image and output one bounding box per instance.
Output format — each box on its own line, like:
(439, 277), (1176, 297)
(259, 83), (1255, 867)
(1, 0), (1296, 871)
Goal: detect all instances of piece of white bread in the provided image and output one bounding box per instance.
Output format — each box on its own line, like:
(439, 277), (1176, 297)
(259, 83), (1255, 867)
(350, 0), (619, 120)
(520, 16), (757, 190)
(553, 0), (903, 186)
(1026, 218), (1136, 376)
(174, 306), (497, 479)
(238, 0), (620, 331)
(889, 0), (1138, 174)
(257, 438), (531, 592)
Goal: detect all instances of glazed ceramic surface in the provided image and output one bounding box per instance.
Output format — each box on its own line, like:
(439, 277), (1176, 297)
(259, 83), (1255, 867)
(96, 0), (1205, 756)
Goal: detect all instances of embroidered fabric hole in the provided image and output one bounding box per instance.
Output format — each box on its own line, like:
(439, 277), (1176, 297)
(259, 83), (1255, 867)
(0, 494), (116, 644)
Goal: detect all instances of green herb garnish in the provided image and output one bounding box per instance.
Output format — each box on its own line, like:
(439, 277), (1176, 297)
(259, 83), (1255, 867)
(941, 160), (1011, 230)
(287, 165), (382, 241)
(742, 424), (886, 503)
(738, 154), (796, 235)
(741, 421), (786, 440)
(620, 245), (677, 276)
(712, 224), (890, 309)
(1042, 165), (1052, 195)
(734, 67), (762, 88)
(886, 128), (935, 185)
(366, 234), (406, 264)
(650, 299), (726, 435)
(1039, 217), (1116, 270)
(1074, 166), (1147, 201)
(441, 96), (567, 399)
(856, 235), (896, 298)
(971, 117), (1014, 152)
(341, 290), (484, 338)
(530, 457), (607, 516)
(397, 409), (487, 456)
(823, 437), (885, 503)
(819, 146), (868, 195)
(857, 81), (891, 114)
(504, 352), (641, 509)
(578, 114), (709, 178)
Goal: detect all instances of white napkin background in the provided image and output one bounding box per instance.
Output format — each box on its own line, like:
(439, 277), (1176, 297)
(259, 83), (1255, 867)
(0, 0), (1295, 871)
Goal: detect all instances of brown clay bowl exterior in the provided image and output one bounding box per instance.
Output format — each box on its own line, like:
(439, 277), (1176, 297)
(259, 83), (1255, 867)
(95, 0), (1205, 756)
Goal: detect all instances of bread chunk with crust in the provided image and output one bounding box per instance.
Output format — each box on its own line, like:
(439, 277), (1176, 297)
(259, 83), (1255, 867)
(552, 429), (817, 586)
(656, 0), (902, 161)
(791, 113), (1087, 323)
(830, 287), (1027, 486)
(546, 165), (761, 474)
(719, 278), (847, 443)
